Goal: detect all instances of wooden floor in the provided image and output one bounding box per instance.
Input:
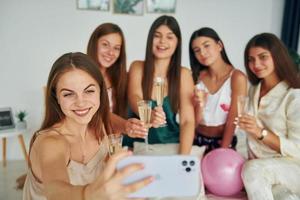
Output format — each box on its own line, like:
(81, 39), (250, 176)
(0, 160), (26, 200)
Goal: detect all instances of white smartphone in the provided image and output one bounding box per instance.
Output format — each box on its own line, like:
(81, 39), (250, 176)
(116, 155), (201, 198)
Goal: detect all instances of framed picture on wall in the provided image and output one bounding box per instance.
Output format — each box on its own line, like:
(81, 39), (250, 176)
(77, 0), (110, 11)
(0, 107), (15, 130)
(146, 0), (176, 13)
(113, 0), (144, 15)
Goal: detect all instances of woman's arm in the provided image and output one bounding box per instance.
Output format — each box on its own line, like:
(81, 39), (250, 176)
(84, 150), (153, 200)
(278, 90), (300, 158)
(127, 61), (165, 128)
(128, 61), (144, 115)
(236, 115), (281, 152)
(238, 90), (300, 157)
(34, 134), (84, 200)
(179, 68), (195, 154)
(193, 71), (207, 125)
(34, 135), (152, 200)
(221, 70), (247, 148)
(109, 113), (147, 138)
(194, 91), (207, 125)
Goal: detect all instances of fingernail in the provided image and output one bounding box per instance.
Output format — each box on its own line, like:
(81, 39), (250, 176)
(234, 117), (239, 120)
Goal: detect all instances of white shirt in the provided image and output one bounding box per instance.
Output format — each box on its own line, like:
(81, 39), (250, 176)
(247, 81), (300, 160)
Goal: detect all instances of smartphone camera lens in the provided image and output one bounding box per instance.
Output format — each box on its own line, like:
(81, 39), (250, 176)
(189, 160), (195, 166)
(182, 160), (188, 166)
(185, 167), (191, 172)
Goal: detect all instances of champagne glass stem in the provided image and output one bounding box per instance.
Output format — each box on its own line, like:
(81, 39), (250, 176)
(144, 136), (148, 152)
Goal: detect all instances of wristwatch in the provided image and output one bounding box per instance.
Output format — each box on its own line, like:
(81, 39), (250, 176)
(258, 128), (268, 140)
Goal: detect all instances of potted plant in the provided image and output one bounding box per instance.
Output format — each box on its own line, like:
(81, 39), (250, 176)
(15, 110), (27, 129)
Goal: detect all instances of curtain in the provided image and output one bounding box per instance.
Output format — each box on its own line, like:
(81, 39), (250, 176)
(281, 0), (300, 51)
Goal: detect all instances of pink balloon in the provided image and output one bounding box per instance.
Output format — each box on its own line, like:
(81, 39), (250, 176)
(201, 148), (245, 196)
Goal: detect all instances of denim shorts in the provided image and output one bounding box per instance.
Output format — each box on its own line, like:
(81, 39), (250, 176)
(193, 132), (237, 154)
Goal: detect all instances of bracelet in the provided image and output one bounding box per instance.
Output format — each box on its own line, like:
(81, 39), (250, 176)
(257, 128), (268, 140)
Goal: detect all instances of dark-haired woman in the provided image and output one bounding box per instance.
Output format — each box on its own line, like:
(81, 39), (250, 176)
(237, 33), (300, 199)
(123, 15), (195, 154)
(189, 27), (247, 153)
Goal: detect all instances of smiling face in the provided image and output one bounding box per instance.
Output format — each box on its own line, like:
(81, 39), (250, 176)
(152, 25), (178, 60)
(191, 36), (222, 66)
(56, 69), (100, 125)
(247, 47), (277, 80)
(97, 33), (122, 70)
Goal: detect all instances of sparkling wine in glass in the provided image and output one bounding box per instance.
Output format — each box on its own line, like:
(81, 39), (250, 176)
(108, 134), (123, 156)
(154, 77), (167, 127)
(137, 100), (152, 151)
(195, 84), (208, 108)
(237, 95), (249, 116)
(154, 77), (165, 106)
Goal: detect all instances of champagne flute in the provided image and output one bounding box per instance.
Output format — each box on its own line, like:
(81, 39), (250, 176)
(195, 84), (208, 108)
(236, 95), (249, 134)
(154, 77), (167, 127)
(237, 95), (249, 116)
(137, 100), (152, 151)
(108, 134), (123, 156)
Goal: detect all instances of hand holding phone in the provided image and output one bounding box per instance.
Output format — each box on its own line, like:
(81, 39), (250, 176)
(117, 155), (201, 198)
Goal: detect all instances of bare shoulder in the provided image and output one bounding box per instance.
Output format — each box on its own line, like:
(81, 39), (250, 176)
(33, 130), (69, 155)
(230, 69), (248, 93)
(231, 69), (247, 83)
(129, 60), (144, 72)
(180, 66), (192, 77)
(180, 67), (194, 89)
(30, 129), (70, 182)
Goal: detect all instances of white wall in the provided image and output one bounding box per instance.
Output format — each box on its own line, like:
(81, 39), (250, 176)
(0, 0), (284, 160)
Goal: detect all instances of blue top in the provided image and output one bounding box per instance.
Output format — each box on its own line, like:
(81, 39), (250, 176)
(122, 96), (180, 148)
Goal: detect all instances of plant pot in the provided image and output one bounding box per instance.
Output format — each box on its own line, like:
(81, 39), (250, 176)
(17, 121), (27, 129)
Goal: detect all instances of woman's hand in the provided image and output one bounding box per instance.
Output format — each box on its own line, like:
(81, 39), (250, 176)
(125, 118), (148, 139)
(193, 88), (207, 108)
(85, 150), (153, 200)
(151, 106), (166, 128)
(235, 114), (262, 139)
(193, 90), (206, 125)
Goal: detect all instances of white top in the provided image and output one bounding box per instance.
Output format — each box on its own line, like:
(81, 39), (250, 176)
(196, 72), (233, 126)
(247, 81), (300, 160)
